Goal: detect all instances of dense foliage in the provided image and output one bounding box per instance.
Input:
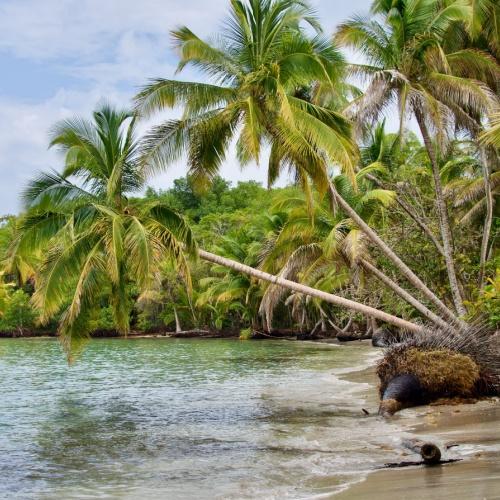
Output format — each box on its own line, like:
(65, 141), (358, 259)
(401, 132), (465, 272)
(0, 0), (498, 359)
(1, 166), (498, 337)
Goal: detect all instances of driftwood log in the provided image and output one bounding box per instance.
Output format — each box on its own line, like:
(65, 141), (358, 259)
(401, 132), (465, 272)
(382, 438), (460, 468)
(168, 329), (212, 338)
(402, 438), (442, 464)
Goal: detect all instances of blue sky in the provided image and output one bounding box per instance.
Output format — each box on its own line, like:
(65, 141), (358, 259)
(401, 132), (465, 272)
(0, 0), (372, 214)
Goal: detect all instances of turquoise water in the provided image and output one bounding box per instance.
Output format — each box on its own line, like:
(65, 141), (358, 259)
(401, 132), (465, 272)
(0, 338), (395, 499)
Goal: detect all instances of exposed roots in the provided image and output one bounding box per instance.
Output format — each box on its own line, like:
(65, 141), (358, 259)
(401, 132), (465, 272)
(378, 347), (480, 398)
(378, 324), (500, 404)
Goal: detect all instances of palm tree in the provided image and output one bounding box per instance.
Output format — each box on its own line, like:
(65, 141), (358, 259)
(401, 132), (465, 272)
(14, 104), (196, 359)
(443, 143), (499, 273)
(335, 0), (499, 316)
(259, 171), (449, 329)
(136, 0), (464, 328)
(197, 232), (263, 330)
(136, 0), (355, 192)
(0, 271), (14, 318)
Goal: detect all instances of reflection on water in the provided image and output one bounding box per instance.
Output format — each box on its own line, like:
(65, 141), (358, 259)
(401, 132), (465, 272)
(0, 338), (399, 499)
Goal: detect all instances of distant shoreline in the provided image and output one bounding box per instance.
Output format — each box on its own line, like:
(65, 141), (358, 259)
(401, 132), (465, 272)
(0, 328), (335, 340)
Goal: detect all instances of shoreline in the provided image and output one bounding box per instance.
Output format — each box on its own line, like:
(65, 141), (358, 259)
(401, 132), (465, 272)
(4, 334), (498, 498)
(0, 330), (347, 342)
(337, 356), (500, 499)
(0, 329), (304, 339)
(0, 330), (237, 339)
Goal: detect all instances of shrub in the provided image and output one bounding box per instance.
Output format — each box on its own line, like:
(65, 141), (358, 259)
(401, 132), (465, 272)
(466, 268), (500, 328)
(0, 290), (37, 333)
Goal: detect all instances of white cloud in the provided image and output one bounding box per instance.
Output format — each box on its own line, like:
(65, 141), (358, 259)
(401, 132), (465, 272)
(0, 86), (131, 213)
(0, 0), (375, 214)
(0, 87), (286, 214)
(67, 31), (177, 88)
(0, 0), (230, 61)
(0, 0), (374, 62)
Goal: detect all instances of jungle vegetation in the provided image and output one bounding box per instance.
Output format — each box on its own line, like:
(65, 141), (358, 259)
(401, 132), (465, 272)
(0, 0), (498, 359)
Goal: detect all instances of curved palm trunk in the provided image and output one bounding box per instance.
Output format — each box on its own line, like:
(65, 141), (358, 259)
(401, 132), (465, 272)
(414, 112), (466, 317)
(198, 248), (426, 334)
(395, 196), (445, 257)
(328, 182), (463, 327)
(478, 147), (494, 289)
(365, 173), (445, 257)
(359, 259), (449, 329)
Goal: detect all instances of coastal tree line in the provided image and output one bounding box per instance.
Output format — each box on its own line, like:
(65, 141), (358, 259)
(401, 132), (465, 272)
(0, 0), (498, 358)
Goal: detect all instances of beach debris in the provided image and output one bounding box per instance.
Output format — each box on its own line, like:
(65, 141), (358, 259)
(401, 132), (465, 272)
(402, 438), (442, 464)
(377, 324), (500, 416)
(380, 438), (462, 468)
(381, 458), (461, 468)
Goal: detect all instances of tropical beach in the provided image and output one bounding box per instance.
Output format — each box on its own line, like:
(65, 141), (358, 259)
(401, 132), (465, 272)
(1, 337), (498, 498)
(0, 0), (499, 498)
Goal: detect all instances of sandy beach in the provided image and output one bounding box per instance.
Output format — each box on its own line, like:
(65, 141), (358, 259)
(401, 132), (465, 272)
(337, 359), (500, 500)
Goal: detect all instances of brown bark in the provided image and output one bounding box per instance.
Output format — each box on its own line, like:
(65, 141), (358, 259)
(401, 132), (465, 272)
(328, 181), (463, 327)
(360, 259), (449, 330)
(414, 111), (467, 317)
(197, 248), (426, 334)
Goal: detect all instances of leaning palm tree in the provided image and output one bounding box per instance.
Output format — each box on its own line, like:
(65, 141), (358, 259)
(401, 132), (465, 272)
(136, 0), (355, 192)
(14, 104), (196, 359)
(260, 170), (449, 330)
(197, 232), (264, 330)
(335, 0), (499, 316)
(136, 0), (463, 328)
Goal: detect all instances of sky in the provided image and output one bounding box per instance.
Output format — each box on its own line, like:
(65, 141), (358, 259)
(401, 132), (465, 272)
(0, 0), (372, 215)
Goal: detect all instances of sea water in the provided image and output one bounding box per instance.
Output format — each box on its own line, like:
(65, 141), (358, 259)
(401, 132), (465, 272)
(0, 338), (402, 499)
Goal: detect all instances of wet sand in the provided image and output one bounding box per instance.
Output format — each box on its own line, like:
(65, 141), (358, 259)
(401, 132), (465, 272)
(337, 360), (500, 499)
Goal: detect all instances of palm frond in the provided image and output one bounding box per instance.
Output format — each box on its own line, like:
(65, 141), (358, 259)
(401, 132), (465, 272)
(135, 79), (237, 118)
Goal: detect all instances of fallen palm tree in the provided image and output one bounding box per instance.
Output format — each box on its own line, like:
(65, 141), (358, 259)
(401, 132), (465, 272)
(198, 249), (426, 334)
(377, 325), (500, 416)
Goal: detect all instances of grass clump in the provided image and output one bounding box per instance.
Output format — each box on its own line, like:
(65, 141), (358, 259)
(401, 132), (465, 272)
(239, 328), (253, 340)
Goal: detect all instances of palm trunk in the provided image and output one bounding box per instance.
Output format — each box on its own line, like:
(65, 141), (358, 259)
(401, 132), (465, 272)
(198, 248), (425, 334)
(342, 317), (353, 333)
(395, 197), (445, 257)
(174, 307), (182, 333)
(328, 181), (463, 327)
(478, 147), (494, 289)
(359, 259), (449, 330)
(414, 111), (466, 317)
(365, 173), (445, 257)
